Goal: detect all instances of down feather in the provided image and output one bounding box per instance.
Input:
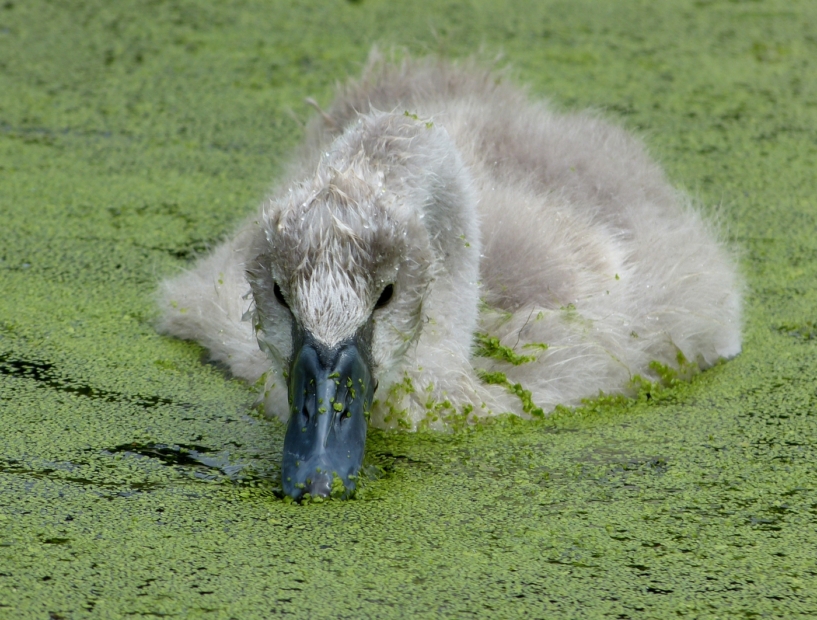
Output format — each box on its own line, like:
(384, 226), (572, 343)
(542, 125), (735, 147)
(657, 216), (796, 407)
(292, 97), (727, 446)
(158, 54), (742, 434)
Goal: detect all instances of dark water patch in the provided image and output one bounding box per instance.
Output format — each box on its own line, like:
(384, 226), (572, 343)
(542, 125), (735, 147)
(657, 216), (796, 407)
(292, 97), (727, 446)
(104, 202), (218, 261)
(0, 458), (59, 485)
(781, 486), (807, 497)
(104, 442), (271, 486)
(776, 321), (817, 341)
(108, 442), (216, 467)
(354, 448), (432, 483)
(606, 456), (669, 476)
(0, 122), (116, 143)
(546, 558), (599, 569)
(0, 353), (188, 410)
(159, 241), (212, 262)
(577, 447), (672, 483)
(369, 450), (429, 472)
(0, 457), (162, 492)
(69, 234), (214, 264)
(0, 124), (58, 147)
(107, 200), (195, 225)
(747, 514), (784, 531)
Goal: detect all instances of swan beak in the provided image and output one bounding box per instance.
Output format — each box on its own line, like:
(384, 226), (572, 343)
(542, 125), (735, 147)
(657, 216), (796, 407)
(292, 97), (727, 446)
(282, 332), (374, 500)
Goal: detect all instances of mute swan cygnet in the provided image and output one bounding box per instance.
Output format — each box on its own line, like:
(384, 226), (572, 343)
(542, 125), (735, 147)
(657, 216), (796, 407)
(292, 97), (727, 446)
(158, 56), (742, 499)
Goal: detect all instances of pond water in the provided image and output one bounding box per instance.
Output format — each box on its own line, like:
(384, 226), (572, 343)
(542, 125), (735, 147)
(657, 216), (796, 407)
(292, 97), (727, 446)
(1, 0), (816, 617)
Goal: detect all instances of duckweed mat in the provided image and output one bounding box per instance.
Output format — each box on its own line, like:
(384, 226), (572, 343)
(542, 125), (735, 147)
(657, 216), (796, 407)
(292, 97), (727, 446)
(1, 0), (816, 617)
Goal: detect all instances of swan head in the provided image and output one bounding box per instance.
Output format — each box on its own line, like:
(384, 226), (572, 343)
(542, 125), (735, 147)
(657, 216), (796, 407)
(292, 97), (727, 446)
(247, 133), (438, 499)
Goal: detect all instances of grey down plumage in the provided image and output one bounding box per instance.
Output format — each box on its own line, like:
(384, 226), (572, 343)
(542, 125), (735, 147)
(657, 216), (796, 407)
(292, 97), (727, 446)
(157, 54), (742, 429)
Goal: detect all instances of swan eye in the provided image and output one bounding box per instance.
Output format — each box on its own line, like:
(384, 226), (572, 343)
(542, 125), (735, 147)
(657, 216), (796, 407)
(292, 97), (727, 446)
(273, 282), (289, 310)
(375, 284), (394, 310)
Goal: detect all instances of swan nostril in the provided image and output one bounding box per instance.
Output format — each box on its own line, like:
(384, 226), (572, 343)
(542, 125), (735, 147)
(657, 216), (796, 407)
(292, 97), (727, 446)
(301, 398), (314, 423)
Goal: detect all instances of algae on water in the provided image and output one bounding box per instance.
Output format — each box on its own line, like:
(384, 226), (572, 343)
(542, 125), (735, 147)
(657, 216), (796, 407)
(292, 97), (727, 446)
(1, 0), (816, 617)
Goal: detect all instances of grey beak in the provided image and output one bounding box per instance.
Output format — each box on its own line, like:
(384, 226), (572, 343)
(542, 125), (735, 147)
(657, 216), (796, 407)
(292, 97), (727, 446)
(281, 332), (374, 500)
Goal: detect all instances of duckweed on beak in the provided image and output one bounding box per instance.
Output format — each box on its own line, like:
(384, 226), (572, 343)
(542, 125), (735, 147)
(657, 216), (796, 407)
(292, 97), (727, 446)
(282, 332), (374, 500)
